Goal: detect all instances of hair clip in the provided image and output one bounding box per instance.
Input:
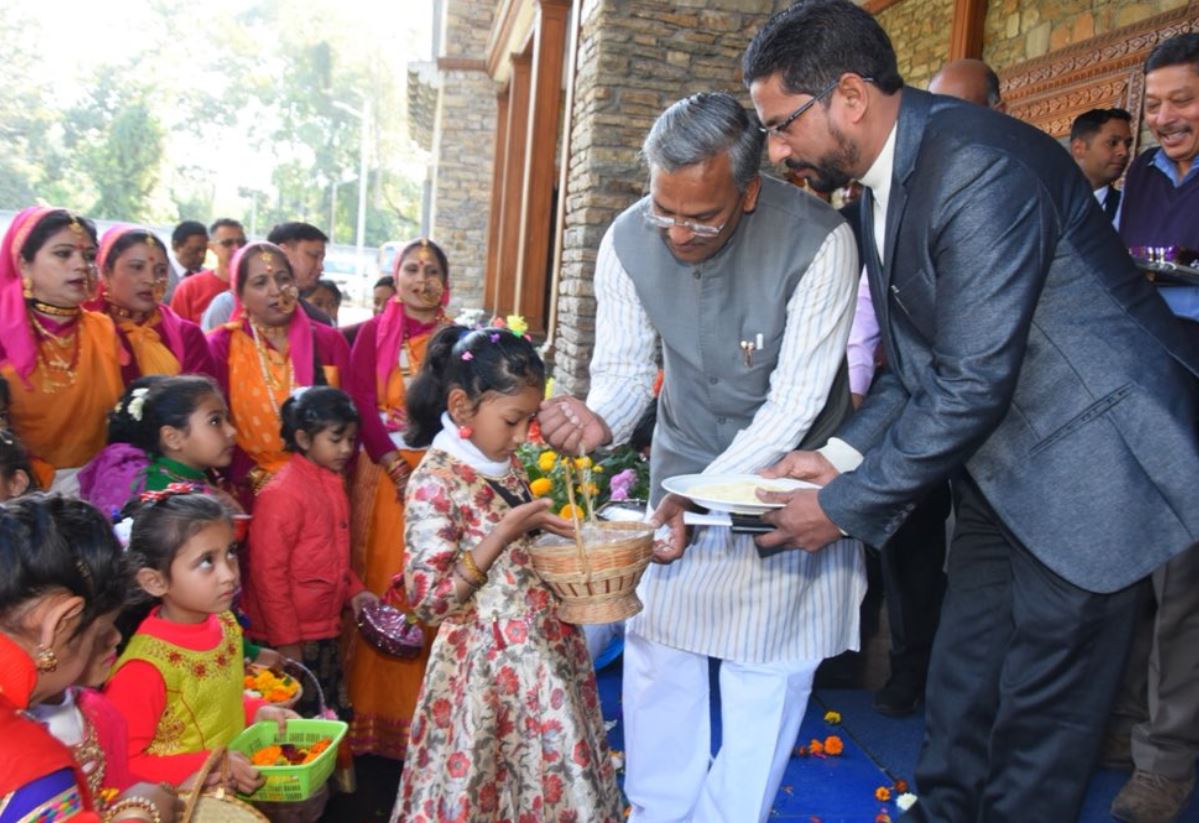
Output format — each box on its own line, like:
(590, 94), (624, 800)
(139, 482), (200, 503)
(489, 333), (500, 343)
(461, 351), (474, 361)
(126, 387), (150, 421)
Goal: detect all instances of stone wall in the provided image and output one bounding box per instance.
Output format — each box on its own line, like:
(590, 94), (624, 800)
(430, 0), (497, 313)
(983, 0), (1192, 70)
(555, 0), (792, 395)
(876, 0), (956, 90)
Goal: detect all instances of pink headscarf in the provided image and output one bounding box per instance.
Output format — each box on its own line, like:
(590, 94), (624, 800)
(375, 238), (451, 390)
(0, 206), (61, 381)
(226, 241), (316, 385)
(92, 224), (187, 358)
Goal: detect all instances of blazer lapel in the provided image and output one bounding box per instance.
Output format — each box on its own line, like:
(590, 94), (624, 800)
(882, 88), (933, 293)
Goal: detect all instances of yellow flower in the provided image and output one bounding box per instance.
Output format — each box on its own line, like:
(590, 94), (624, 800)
(594, 465), (604, 473)
(574, 456), (592, 470)
(576, 483), (599, 496)
(538, 451), (558, 472)
(530, 477), (553, 498)
(823, 710), (841, 725)
(506, 314), (528, 336)
(559, 503), (585, 520)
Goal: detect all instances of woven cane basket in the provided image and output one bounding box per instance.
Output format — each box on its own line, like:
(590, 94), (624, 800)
(528, 521), (655, 624)
(181, 747), (269, 823)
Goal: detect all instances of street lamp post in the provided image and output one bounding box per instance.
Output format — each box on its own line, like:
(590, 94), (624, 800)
(332, 98), (370, 279)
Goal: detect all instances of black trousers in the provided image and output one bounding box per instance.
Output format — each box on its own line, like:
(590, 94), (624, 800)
(905, 475), (1140, 823)
(879, 482), (950, 682)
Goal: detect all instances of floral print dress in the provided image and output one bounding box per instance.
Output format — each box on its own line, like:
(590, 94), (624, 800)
(391, 448), (623, 823)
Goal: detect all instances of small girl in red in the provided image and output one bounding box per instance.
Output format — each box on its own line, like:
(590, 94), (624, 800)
(242, 387), (377, 718)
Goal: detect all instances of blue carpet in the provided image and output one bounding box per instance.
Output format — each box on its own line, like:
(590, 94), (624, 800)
(596, 663), (1199, 822)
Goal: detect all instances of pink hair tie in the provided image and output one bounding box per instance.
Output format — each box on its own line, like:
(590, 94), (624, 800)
(461, 351), (474, 361)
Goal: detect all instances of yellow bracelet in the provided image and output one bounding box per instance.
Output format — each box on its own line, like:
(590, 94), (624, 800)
(452, 563), (483, 591)
(458, 551), (488, 586)
(106, 797), (163, 823)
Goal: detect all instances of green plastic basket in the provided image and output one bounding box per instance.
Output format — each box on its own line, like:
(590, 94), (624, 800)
(227, 718), (347, 803)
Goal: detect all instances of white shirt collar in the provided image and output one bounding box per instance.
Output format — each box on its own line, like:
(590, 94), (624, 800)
(859, 121), (899, 202)
(431, 411), (513, 477)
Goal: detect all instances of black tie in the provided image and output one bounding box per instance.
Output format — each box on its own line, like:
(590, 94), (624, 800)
(1104, 187), (1121, 221)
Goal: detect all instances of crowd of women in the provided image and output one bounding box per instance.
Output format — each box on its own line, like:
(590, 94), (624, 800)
(0, 205), (623, 822)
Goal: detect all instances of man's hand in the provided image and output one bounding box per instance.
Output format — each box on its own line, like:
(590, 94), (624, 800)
(755, 489), (844, 553)
(759, 450), (840, 487)
(537, 396), (611, 455)
(647, 493), (692, 564)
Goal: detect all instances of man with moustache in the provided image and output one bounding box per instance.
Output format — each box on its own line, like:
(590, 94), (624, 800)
(538, 91), (864, 823)
(1107, 33), (1199, 823)
(1070, 108), (1133, 228)
(741, 2), (1199, 821)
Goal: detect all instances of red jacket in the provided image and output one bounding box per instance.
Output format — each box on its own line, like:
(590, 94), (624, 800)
(243, 454), (364, 645)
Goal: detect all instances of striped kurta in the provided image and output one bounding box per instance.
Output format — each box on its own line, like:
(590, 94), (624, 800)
(587, 180), (867, 664)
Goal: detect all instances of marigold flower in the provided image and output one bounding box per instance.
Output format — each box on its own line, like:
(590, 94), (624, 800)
(808, 738), (824, 756)
(574, 456), (592, 470)
(823, 710), (842, 725)
(530, 477), (553, 497)
(875, 786), (892, 802)
(538, 451), (558, 472)
(894, 779), (909, 794)
(823, 735), (844, 756)
(560, 503), (585, 520)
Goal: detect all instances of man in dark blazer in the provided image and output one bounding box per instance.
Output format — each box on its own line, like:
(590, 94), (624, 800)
(740, 2), (1199, 822)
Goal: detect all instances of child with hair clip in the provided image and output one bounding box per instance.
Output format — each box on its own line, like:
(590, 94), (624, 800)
(242, 386), (377, 719)
(390, 324), (624, 822)
(104, 491), (297, 791)
(79, 375), (238, 516)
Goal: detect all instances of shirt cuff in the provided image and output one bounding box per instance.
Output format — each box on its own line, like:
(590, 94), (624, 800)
(819, 437), (864, 474)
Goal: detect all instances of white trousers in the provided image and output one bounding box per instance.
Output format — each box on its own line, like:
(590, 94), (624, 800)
(623, 628), (819, 823)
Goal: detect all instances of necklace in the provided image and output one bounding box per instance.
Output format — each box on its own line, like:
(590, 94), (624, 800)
(399, 307), (447, 379)
(249, 322), (295, 417)
(29, 312), (79, 392)
(106, 299), (150, 325)
(30, 299), (80, 318)
(72, 713), (108, 807)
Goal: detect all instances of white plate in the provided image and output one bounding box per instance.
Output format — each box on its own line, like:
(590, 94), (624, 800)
(661, 473), (818, 515)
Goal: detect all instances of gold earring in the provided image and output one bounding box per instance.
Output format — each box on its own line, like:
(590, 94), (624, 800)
(22, 277), (33, 301)
(34, 645), (58, 672)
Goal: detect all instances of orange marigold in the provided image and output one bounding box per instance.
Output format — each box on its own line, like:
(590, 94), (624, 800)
(823, 735), (844, 756)
(875, 786), (892, 802)
(894, 779), (909, 794)
(808, 739), (824, 756)
(251, 745), (283, 767)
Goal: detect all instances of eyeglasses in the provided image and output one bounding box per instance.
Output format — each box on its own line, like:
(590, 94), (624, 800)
(758, 78), (867, 137)
(643, 205), (726, 238)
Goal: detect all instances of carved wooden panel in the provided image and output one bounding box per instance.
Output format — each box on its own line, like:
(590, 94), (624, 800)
(1000, 3), (1199, 141)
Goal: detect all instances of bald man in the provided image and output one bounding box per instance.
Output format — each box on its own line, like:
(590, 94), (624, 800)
(928, 58), (1005, 110)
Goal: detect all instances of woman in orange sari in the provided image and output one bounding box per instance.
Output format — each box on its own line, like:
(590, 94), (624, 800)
(0, 207), (124, 493)
(346, 238), (452, 759)
(206, 241), (350, 506)
(92, 225), (216, 382)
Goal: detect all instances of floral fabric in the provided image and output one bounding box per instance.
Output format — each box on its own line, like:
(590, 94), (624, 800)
(391, 448), (623, 823)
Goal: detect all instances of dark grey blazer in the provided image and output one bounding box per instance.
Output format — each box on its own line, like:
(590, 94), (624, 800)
(819, 88), (1199, 593)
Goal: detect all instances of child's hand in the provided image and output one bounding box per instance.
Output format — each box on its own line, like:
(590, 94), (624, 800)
(350, 590), (380, 619)
(226, 750), (264, 794)
(255, 704), (300, 733)
(500, 499), (575, 541)
(252, 647), (285, 673)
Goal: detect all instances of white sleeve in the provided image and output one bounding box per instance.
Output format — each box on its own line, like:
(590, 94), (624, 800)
(201, 291), (235, 332)
(704, 223), (859, 476)
(584, 229), (658, 446)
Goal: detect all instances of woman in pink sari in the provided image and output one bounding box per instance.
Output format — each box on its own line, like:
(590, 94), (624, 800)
(0, 207), (124, 493)
(207, 241), (350, 506)
(91, 225), (215, 382)
(345, 238), (452, 759)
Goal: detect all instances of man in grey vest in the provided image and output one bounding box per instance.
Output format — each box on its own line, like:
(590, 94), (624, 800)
(539, 92), (865, 823)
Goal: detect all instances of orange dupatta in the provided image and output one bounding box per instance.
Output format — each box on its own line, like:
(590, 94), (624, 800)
(227, 327), (292, 475)
(2, 311), (124, 470)
(118, 311), (181, 376)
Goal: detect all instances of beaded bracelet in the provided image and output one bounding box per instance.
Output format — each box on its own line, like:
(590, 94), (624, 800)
(105, 796), (163, 823)
(452, 563), (483, 591)
(459, 551), (488, 586)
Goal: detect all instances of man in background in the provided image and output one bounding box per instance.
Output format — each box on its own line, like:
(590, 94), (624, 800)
(1070, 108), (1133, 228)
(927, 58), (1004, 110)
(169, 217), (245, 323)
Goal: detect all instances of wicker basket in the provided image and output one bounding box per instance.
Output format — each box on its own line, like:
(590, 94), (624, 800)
(528, 521), (655, 624)
(181, 747), (269, 823)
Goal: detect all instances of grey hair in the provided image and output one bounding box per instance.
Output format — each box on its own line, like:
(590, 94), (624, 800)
(641, 92), (765, 192)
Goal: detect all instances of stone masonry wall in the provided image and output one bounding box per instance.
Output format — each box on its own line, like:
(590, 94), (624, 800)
(983, 0), (1192, 71)
(430, 0), (497, 313)
(555, 0), (793, 395)
(876, 0), (955, 90)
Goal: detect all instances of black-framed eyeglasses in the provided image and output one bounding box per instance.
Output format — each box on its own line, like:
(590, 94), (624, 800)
(759, 77), (874, 137)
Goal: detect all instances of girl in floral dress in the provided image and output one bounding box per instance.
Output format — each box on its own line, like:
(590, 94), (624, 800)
(391, 325), (624, 823)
